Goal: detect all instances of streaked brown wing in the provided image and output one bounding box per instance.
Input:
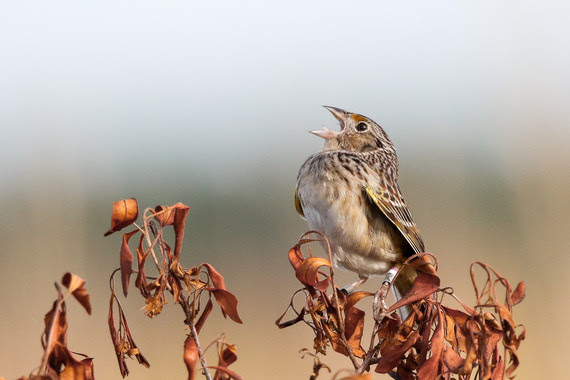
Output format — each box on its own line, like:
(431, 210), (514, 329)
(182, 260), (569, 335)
(294, 189), (305, 217)
(364, 184), (425, 255)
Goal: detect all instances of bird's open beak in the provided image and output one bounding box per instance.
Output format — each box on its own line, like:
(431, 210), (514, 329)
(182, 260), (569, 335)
(309, 126), (338, 139)
(322, 106), (348, 126)
(309, 106), (348, 139)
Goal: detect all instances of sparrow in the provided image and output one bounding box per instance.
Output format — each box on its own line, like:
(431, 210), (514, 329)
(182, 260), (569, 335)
(295, 106), (425, 298)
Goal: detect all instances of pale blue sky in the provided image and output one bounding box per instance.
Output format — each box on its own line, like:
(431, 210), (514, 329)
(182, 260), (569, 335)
(1, 1), (569, 193)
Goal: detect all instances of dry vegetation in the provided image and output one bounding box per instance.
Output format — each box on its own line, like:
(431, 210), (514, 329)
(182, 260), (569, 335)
(276, 231), (526, 379)
(4, 199), (525, 380)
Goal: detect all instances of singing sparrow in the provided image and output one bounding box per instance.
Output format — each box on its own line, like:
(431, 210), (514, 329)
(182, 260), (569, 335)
(295, 106), (425, 297)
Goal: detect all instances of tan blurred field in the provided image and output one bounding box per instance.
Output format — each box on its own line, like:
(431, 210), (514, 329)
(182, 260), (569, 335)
(0, 149), (567, 379)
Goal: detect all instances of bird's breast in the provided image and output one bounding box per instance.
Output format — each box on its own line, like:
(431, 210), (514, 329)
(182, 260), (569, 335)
(296, 155), (397, 276)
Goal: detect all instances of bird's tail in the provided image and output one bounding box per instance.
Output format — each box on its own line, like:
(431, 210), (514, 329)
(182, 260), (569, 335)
(392, 265), (417, 321)
(393, 265), (417, 297)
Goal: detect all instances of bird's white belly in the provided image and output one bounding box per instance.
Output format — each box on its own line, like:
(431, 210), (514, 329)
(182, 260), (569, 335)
(302, 186), (396, 276)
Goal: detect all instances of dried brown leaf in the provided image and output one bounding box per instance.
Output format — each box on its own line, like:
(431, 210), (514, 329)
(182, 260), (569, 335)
(143, 293), (165, 318)
(442, 306), (472, 353)
(409, 254), (438, 275)
(209, 288), (243, 324)
(344, 291), (374, 314)
(119, 230), (138, 297)
(195, 299), (214, 332)
(387, 271), (440, 313)
(184, 335), (198, 380)
(108, 293), (128, 377)
(213, 344), (238, 380)
(169, 273), (183, 304)
(41, 283), (94, 380)
(376, 330), (420, 373)
(134, 233), (150, 296)
(42, 298), (66, 371)
(442, 346), (465, 374)
(201, 263), (226, 290)
(154, 203), (189, 259)
(344, 307), (366, 358)
(460, 341), (478, 375)
(491, 355), (504, 379)
(275, 301), (306, 329)
(108, 286), (149, 377)
(511, 281), (525, 305)
(376, 312), (401, 341)
(61, 272), (91, 315)
(295, 257), (331, 291)
(104, 198), (139, 236)
(59, 356), (94, 380)
(443, 312), (457, 350)
(288, 244), (305, 271)
(416, 308), (444, 379)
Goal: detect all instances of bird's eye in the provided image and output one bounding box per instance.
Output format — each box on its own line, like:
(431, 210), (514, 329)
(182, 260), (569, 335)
(356, 122), (368, 132)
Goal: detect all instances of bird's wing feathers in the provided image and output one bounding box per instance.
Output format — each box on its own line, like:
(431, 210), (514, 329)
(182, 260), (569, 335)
(294, 189), (305, 218)
(364, 184), (425, 255)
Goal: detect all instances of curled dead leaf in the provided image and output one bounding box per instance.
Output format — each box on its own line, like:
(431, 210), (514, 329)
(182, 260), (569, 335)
(295, 257), (332, 291)
(154, 203), (189, 259)
(104, 198), (138, 236)
(38, 279), (95, 380)
(213, 344), (238, 380)
(61, 272), (92, 315)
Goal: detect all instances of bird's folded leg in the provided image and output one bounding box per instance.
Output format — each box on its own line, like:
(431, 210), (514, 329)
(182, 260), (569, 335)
(373, 267), (399, 322)
(341, 275), (368, 295)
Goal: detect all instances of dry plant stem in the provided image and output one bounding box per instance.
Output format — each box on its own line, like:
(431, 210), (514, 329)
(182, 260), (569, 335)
(319, 232), (360, 370)
(355, 322), (382, 375)
(141, 209), (162, 272)
(355, 288), (388, 375)
(180, 297), (212, 380)
(202, 333), (227, 356)
(355, 277), (394, 374)
(189, 322), (212, 380)
(39, 283), (65, 375)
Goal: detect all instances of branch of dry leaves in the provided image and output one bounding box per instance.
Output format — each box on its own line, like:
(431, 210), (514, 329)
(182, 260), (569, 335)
(276, 231), (526, 380)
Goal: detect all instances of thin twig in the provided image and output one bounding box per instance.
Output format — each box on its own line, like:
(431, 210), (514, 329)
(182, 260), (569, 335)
(189, 322), (212, 380)
(202, 332), (227, 356)
(39, 282), (65, 375)
(355, 320), (382, 374)
(142, 208), (162, 272)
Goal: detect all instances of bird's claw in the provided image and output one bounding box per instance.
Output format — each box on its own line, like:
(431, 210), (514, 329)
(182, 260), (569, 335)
(372, 281), (390, 322)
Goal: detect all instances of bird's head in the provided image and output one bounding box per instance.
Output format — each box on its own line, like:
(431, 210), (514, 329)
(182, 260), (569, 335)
(312, 106), (395, 155)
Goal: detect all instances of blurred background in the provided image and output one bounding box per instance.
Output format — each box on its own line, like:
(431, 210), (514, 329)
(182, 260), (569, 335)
(1, 1), (568, 378)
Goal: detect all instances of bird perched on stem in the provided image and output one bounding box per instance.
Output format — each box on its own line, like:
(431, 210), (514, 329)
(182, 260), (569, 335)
(295, 106), (427, 300)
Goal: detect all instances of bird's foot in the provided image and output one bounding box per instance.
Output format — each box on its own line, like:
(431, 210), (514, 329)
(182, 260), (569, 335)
(341, 275), (368, 295)
(372, 283), (390, 322)
(373, 267), (399, 322)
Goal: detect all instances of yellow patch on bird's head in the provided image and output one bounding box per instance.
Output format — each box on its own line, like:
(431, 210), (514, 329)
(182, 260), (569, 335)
(350, 114), (367, 123)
